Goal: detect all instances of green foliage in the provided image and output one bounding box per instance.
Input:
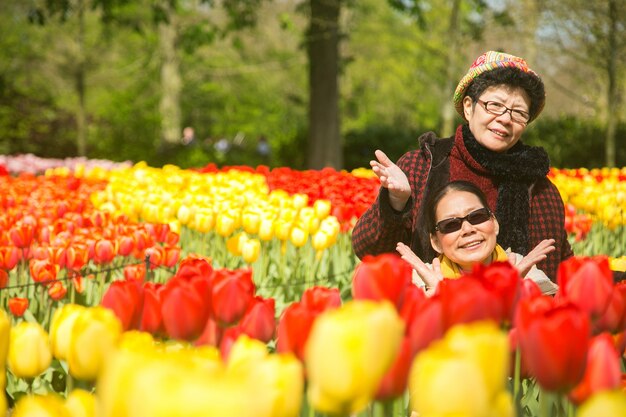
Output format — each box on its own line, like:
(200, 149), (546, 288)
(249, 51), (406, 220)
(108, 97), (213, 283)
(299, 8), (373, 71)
(524, 116), (626, 168)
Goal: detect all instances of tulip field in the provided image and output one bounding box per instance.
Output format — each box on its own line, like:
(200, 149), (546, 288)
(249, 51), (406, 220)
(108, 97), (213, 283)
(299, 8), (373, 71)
(0, 154), (626, 417)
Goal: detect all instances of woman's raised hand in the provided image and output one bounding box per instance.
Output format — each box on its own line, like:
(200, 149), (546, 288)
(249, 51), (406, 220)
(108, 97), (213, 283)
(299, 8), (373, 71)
(396, 242), (443, 296)
(371, 150), (411, 211)
(510, 239), (556, 278)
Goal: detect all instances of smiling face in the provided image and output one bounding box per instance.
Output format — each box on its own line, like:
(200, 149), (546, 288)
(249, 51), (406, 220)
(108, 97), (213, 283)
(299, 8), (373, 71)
(429, 190), (499, 271)
(463, 85), (531, 153)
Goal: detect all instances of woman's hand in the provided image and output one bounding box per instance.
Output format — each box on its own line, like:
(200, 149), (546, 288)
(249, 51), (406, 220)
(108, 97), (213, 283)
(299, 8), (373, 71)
(509, 239), (555, 278)
(370, 150), (411, 211)
(396, 242), (443, 296)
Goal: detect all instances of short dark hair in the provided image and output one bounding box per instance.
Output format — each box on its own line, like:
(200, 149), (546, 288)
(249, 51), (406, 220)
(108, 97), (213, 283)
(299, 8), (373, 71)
(464, 67), (545, 121)
(424, 180), (491, 233)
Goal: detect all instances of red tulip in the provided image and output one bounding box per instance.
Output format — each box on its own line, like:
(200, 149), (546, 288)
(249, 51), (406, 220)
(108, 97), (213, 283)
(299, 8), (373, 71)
(0, 269), (7, 288)
(211, 268), (255, 326)
(101, 279), (144, 331)
(375, 337), (413, 401)
(220, 326), (244, 360)
(471, 261), (521, 324)
(195, 316), (222, 347)
(239, 296), (276, 343)
(161, 276), (210, 341)
(138, 282), (164, 335)
(405, 295), (445, 355)
(557, 256), (614, 319)
(595, 282), (626, 334)
(438, 276), (502, 330)
(519, 278), (543, 300)
(176, 254), (214, 282)
(8, 297), (28, 317)
(276, 302), (314, 361)
(300, 286), (341, 312)
(515, 296), (590, 392)
(352, 253), (413, 310)
(569, 333), (622, 405)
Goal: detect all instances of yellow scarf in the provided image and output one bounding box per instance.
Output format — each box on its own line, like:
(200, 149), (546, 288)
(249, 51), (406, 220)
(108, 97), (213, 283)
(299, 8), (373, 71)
(438, 244), (509, 279)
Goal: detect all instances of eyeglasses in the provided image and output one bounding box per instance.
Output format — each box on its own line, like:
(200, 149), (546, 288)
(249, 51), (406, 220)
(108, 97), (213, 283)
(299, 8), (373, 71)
(434, 208), (493, 234)
(476, 100), (530, 124)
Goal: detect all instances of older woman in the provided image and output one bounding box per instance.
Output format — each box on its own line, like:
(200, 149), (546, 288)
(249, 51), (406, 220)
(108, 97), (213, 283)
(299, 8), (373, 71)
(352, 51), (573, 280)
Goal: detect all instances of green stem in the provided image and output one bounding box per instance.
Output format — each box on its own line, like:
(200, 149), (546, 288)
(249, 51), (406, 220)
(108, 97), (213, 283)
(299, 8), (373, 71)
(539, 390), (553, 417)
(513, 346), (521, 402)
(567, 399), (574, 417)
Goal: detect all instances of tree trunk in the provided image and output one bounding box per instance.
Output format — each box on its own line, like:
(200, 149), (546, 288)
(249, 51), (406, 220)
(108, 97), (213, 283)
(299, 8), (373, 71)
(76, 0), (87, 156)
(440, 0), (461, 138)
(159, 2), (182, 147)
(306, 0), (342, 169)
(605, 0), (618, 167)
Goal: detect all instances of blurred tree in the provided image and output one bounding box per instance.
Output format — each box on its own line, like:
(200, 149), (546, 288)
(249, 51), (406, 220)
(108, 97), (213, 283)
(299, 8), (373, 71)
(388, 0), (513, 137)
(26, 0), (133, 156)
(539, 0), (626, 167)
(305, 0), (343, 169)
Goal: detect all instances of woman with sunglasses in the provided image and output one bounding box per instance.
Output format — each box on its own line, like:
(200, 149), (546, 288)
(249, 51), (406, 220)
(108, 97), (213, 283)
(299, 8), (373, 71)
(396, 181), (558, 296)
(352, 51), (573, 281)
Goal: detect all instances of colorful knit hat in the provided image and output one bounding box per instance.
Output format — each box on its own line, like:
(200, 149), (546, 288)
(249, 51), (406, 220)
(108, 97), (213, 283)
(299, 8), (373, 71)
(453, 51), (543, 120)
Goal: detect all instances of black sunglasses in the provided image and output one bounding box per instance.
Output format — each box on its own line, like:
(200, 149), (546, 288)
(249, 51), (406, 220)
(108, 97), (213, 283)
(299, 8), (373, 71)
(434, 208), (493, 234)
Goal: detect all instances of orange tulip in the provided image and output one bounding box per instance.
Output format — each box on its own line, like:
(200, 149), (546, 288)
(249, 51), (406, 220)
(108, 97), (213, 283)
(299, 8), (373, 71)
(29, 259), (58, 285)
(9, 223), (35, 248)
(48, 281), (67, 301)
(93, 238), (117, 264)
(8, 297), (29, 317)
(0, 246), (20, 270)
(123, 264), (146, 282)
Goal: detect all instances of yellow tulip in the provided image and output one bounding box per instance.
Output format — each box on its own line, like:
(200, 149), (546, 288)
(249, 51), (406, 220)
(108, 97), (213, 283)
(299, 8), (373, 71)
(312, 230), (333, 252)
(98, 349), (254, 417)
(292, 194), (309, 210)
(258, 218), (275, 241)
(227, 336), (304, 417)
(192, 208), (215, 233)
(577, 390), (626, 417)
(65, 389), (96, 417)
(241, 238), (261, 264)
(8, 322), (52, 379)
(609, 256), (626, 272)
(289, 226), (308, 248)
(118, 330), (155, 352)
(305, 300), (404, 416)
(313, 199), (332, 219)
(0, 308), (10, 364)
(216, 212), (237, 237)
(227, 232), (248, 256)
(274, 219), (292, 241)
(67, 306), (122, 381)
(409, 321), (513, 417)
(49, 303), (87, 361)
(12, 394), (68, 417)
(242, 210), (261, 235)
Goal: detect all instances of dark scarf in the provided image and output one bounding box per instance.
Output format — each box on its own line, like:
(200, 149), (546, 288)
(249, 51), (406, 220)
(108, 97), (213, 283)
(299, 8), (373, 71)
(462, 125), (550, 255)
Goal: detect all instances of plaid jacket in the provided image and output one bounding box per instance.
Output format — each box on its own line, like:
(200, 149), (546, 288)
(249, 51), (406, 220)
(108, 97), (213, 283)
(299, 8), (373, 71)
(352, 127), (574, 281)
